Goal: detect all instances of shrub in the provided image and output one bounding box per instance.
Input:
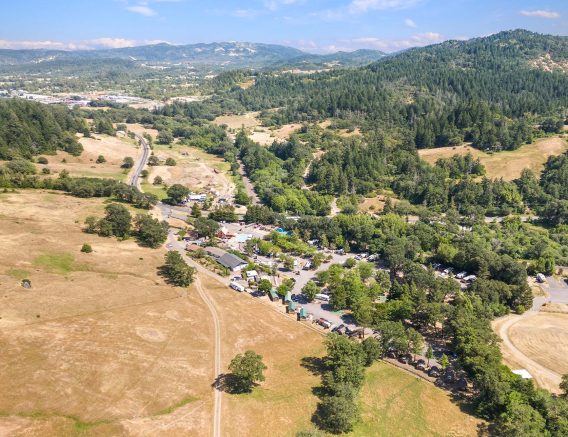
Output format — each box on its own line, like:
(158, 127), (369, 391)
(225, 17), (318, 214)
(81, 243), (93, 253)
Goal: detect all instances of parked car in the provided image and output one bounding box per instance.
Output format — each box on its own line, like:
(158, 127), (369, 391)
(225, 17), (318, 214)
(428, 366), (441, 377)
(398, 354), (411, 364)
(415, 359), (426, 371)
(316, 318), (332, 329)
(332, 324), (346, 334)
(386, 350), (397, 359)
(455, 271), (468, 279)
(536, 273), (546, 283)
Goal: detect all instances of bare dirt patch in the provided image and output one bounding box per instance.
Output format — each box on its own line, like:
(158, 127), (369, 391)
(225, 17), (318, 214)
(124, 123), (160, 140)
(143, 145), (235, 199)
(0, 191), (214, 435)
(419, 137), (568, 181)
(213, 112), (301, 145)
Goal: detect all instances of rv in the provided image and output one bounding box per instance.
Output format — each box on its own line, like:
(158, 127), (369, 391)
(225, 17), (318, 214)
(230, 282), (246, 292)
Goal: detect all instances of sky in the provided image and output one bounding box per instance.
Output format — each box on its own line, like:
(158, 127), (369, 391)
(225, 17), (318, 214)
(1, 0), (567, 53)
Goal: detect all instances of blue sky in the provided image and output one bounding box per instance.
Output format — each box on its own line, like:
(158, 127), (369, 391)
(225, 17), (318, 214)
(1, 0), (566, 53)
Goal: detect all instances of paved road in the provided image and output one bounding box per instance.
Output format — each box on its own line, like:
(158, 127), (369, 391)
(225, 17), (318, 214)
(128, 133), (150, 189)
(237, 160), (259, 205)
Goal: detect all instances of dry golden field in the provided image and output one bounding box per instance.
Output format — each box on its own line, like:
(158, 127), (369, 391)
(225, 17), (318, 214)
(0, 191), (482, 436)
(33, 133), (141, 181)
(418, 137), (568, 181)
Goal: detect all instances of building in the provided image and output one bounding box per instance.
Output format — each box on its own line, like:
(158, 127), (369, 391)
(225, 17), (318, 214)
(217, 253), (248, 272)
(205, 247), (226, 259)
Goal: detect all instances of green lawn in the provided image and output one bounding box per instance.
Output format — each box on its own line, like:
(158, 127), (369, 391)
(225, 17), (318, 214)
(33, 252), (88, 275)
(350, 362), (481, 437)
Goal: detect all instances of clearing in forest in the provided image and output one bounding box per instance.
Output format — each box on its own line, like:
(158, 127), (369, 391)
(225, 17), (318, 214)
(213, 112), (301, 145)
(418, 137), (568, 180)
(142, 144), (235, 200)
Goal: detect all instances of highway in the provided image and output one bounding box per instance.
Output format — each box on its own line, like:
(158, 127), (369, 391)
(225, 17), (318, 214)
(128, 133), (151, 189)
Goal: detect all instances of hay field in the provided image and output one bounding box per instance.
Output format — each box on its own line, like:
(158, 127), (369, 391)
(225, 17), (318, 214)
(418, 137), (568, 181)
(493, 312), (566, 394)
(0, 191), (214, 436)
(36, 133), (141, 181)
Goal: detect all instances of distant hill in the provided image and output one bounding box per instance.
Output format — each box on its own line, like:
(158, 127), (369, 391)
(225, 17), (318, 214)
(0, 42), (384, 70)
(221, 30), (567, 151)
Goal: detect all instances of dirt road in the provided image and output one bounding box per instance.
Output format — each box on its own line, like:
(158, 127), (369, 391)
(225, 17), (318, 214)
(194, 275), (222, 437)
(495, 310), (562, 393)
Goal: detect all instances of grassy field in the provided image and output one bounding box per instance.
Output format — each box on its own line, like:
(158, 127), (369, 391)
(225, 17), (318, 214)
(351, 363), (482, 437)
(0, 191), (482, 436)
(0, 191), (214, 436)
(418, 137), (568, 181)
(31, 133), (141, 182)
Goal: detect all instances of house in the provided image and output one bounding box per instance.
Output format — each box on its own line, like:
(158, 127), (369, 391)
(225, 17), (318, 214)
(217, 226), (234, 239)
(186, 243), (202, 252)
(217, 253), (248, 272)
(245, 270), (259, 281)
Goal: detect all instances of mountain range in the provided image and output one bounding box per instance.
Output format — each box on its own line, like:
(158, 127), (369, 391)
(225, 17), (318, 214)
(0, 41), (385, 70)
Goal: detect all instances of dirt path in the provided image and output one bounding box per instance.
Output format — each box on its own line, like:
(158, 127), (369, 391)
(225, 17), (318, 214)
(495, 311), (562, 393)
(194, 275), (222, 437)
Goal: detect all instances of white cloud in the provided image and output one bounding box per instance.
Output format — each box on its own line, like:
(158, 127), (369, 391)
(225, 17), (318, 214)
(349, 31), (444, 51)
(519, 9), (560, 19)
(0, 38), (168, 51)
(349, 0), (420, 13)
(405, 18), (416, 28)
(126, 5), (157, 16)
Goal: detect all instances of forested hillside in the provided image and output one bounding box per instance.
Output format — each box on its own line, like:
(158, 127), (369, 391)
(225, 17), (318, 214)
(209, 30), (567, 151)
(0, 99), (86, 160)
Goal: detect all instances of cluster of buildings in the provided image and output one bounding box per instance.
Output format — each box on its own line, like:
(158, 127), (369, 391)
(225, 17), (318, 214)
(0, 89), (156, 109)
(0, 89), (90, 107)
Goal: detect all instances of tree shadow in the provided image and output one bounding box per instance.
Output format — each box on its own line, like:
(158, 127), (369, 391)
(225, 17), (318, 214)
(301, 356), (326, 376)
(212, 373), (257, 394)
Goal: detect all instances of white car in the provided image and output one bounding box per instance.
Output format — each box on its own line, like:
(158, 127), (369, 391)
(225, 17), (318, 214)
(456, 271), (468, 279)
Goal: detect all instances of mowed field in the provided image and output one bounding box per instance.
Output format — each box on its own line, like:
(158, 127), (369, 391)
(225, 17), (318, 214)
(35, 133), (141, 181)
(418, 137), (568, 180)
(493, 311), (568, 394)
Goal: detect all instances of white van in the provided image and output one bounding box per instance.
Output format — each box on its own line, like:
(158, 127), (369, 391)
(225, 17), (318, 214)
(230, 282), (245, 292)
(315, 293), (330, 302)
